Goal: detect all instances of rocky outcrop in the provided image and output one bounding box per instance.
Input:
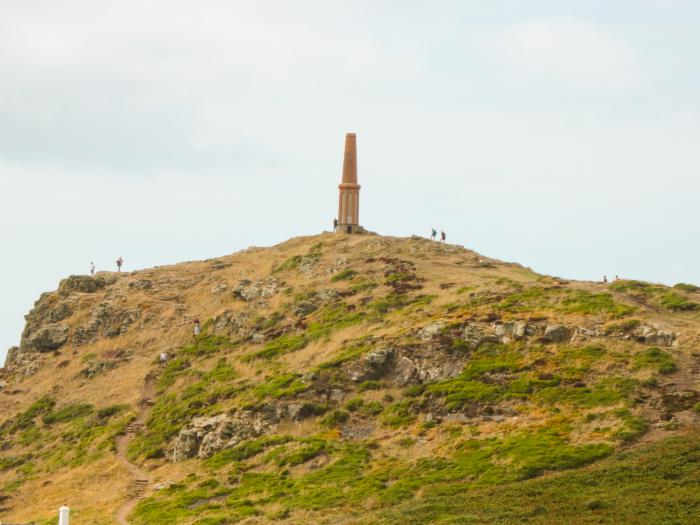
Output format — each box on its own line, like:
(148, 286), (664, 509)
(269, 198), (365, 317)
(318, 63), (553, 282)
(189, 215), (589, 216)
(58, 274), (116, 295)
(632, 326), (676, 347)
(493, 321), (530, 342)
(346, 348), (395, 382)
(73, 300), (141, 345)
(233, 278), (280, 302)
(543, 324), (571, 343)
(393, 353), (463, 386)
(81, 348), (133, 378)
(27, 324), (69, 352)
(214, 310), (253, 339)
(170, 411), (275, 461)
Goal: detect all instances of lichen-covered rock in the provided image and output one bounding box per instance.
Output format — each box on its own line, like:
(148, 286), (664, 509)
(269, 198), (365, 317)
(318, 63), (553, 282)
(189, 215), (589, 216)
(170, 411), (274, 461)
(214, 310), (253, 338)
(72, 301), (141, 345)
(394, 355), (462, 386)
(461, 323), (488, 350)
(493, 321), (528, 341)
(58, 274), (116, 295)
(28, 324), (69, 352)
(233, 278), (280, 302)
(48, 301), (74, 323)
(633, 326), (676, 347)
(210, 283), (228, 295)
(419, 322), (444, 341)
(294, 301), (317, 317)
(543, 324), (571, 343)
(346, 347), (395, 382)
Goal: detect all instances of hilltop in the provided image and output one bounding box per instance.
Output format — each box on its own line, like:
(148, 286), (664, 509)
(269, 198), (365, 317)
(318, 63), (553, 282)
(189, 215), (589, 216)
(1, 233), (700, 524)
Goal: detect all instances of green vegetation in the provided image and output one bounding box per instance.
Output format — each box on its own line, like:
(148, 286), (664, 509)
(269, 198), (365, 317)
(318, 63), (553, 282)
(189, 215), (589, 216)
(659, 292), (700, 311)
(331, 268), (358, 282)
(603, 319), (642, 335)
(634, 347), (677, 374)
(368, 434), (700, 525)
(674, 282), (699, 293)
(42, 403), (94, 425)
(249, 304), (366, 360)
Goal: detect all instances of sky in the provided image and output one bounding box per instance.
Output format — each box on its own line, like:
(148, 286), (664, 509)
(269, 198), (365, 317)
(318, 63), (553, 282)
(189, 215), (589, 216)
(2, 0), (699, 364)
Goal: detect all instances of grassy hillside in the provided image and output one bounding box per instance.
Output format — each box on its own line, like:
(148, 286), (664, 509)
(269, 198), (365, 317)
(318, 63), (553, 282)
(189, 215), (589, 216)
(1, 233), (699, 524)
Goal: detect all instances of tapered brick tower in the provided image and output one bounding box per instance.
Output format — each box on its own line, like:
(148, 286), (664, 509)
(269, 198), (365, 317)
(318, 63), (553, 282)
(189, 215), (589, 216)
(337, 133), (361, 233)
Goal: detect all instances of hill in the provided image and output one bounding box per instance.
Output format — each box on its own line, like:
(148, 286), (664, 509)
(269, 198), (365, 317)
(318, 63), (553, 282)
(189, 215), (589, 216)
(1, 233), (700, 524)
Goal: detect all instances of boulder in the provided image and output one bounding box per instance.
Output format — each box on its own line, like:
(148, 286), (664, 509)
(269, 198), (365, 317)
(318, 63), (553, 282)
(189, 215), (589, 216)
(346, 347), (394, 382)
(632, 326), (676, 347)
(543, 324), (571, 343)
(394, 355), (463, 386)
(460, 323), (489, 350)
(419, 322), (444, 341)
(493, 321), (528, 341)
(170, 411), (274, 461)
(28, 324), (69, 352)
(294, 301), (317, 317)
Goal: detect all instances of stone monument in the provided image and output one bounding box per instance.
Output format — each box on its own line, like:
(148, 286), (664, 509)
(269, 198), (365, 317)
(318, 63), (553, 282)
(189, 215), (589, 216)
(337, 133), (362, 234)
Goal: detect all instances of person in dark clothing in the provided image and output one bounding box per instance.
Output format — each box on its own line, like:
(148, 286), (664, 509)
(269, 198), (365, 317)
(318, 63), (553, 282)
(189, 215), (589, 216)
(333, 218), (338, 231)
(116, 256), (123, 272)
(440, 231), (446, 243)
(431, 228), (437, 241)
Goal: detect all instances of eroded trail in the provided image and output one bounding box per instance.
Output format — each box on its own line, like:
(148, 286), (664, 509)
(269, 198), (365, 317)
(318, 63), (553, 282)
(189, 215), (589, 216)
(114, 372), (156, 525)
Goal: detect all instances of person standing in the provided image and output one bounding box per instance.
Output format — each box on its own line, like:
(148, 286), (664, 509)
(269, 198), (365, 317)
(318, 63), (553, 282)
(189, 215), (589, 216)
(116, 256), (123, 272)
(440, 230), (446, 243)
(193, 318), (201, 337)
(333, 218), (338, 232)
(90, 261), (95, 276)
(431, 228), (437, 241)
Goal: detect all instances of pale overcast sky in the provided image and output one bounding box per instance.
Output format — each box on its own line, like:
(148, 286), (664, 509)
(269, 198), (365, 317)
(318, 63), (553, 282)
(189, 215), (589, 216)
(2, 1), (699, 364)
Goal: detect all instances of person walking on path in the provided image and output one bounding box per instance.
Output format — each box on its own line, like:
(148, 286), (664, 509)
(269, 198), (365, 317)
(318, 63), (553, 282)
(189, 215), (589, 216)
(440, 230), (446, 243)
(90, 261), (95, 276)
(116, 257), (124, 272)
(431, 228), (437, 241)
(193, 318), (201, 337)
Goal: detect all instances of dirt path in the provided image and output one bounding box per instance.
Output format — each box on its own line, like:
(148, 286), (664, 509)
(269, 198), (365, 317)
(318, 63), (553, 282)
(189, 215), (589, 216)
(114, 372), (157, 525)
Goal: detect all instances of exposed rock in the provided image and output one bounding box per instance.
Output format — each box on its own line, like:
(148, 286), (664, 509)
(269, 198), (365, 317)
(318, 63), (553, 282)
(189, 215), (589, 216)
(82, 349), (132, 378)
(346, 347), (395, 382)
(28, 324), (69, 352)
(632, 326), (676, 347)
(341, 421), (375, 440)
(662, 390), (700, 412)
(460, 323), (491, 350)
(48, 302), (74, 323)
(0, 381), (6, 390)
(543, 324), (571, 343)
(154, 481), (174, 491)
(233, 278), (281, 302)
(211, 283), (228, 295)
(128, 279), (153, 290)
(394, 355), (463, 386)
(214, 310), (253, 338)
(72, 301), (141, 345)
(4, 347), (42, 376)
(419, 322), (444, 341)
(58, 274), (116, 295)
(493, 321), (528, 341)
(294, 301), (317, 317)
(170, 411), (275, 461)
(316, 289), (340, 301)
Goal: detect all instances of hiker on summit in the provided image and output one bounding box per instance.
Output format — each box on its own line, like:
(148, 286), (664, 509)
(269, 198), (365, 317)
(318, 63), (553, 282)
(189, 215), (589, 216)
(441, 231), (446, 243)
(431, 228), (437, 241)
(90, 261), (95, 276)
(116, 256), (123, 272)
(193, 319), (201, 337)
(603, 275), (608, 283)
(333, 218), (338, 232)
